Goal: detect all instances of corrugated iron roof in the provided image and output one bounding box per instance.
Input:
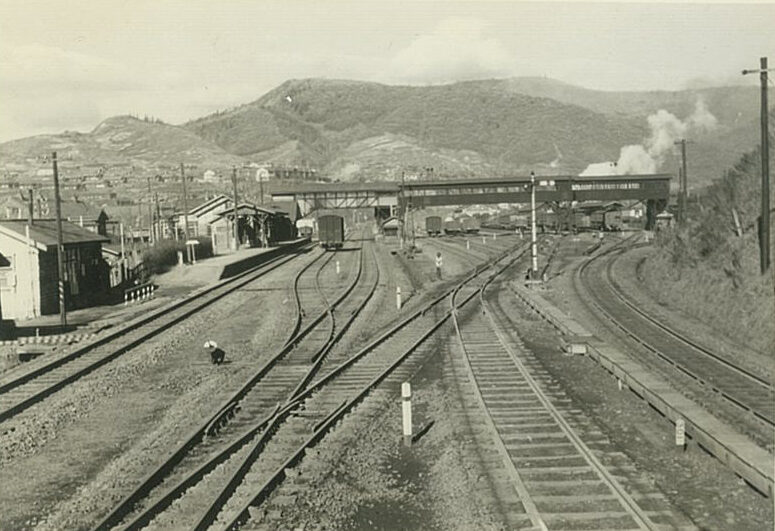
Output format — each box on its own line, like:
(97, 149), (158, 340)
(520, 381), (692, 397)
(0, 219), (109, 250)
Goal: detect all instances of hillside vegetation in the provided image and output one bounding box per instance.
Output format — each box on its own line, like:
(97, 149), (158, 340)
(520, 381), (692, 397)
(640, 140), (774, 354)
(0, 115), (246, 175)
(1, 77), (766, 188)
(185, 78), (765, 184)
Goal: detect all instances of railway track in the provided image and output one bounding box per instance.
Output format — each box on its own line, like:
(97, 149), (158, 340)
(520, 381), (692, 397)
(449, 259), (695, 530)
(0, 243), (313, 424)
(577, 237), (774, 428)
(92, 239), (376, 530)
(96, 239), (529, 530)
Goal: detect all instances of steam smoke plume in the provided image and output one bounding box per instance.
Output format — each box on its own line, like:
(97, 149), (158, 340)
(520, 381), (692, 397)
(581, 98), (718, 176)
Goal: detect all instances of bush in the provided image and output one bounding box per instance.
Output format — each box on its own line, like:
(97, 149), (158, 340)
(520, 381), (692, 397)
(142, 236), (213, 276)
(642, 147), (774, 354)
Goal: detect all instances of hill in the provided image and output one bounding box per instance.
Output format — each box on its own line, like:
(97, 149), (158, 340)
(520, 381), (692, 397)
(185, 78), (766, 186)
(185, 78), (649, 179)
(1, 78), (767, 189)
(0, 116), (246, 179)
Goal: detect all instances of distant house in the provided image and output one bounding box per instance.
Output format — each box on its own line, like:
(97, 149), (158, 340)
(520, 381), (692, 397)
(59, 199), (113, 236)
(0, 220), (110, 319)
(175, 194), (234, 239)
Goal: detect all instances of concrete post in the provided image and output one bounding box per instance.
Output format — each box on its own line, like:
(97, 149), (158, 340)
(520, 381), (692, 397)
(402, 382), (412, 446)
(396, 286), (402, 310)
(466, 239), (470, 250)
(336, 260), (340, 275)
(675, 418), (686, 450)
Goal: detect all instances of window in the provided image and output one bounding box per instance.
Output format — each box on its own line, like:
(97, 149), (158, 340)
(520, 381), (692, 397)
(0, 254), (16, 289)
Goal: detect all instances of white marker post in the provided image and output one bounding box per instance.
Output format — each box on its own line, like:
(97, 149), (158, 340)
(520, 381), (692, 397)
(675, 418), (686, 451)
(466, 239), (470, 250)
(336, 260), (340, 275)
(482, 235), (486, 244)
(396, 286), (402, 310)
(402, 382), (412, 446)
(493, 233), (496, 241)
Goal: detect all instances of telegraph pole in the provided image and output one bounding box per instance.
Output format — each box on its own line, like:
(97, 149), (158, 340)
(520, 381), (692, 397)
(232, 166), (239, 250)
(180, 163), (190, 260)
(52, 152), (67, 328)
(530, 171), (538, 277)
(742, 57), (772, 274)
(673, 139), (689, 225)
(147, 177), (154, 245)
(155, 191), (161, 241)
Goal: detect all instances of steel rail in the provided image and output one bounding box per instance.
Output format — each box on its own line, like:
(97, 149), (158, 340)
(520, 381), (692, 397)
(213, 243), (531, 530)
(94, 240), (370, 531)
(577, 238), (775, 427)
(0, 242), (313, 424)
(453, 261), (658, 530)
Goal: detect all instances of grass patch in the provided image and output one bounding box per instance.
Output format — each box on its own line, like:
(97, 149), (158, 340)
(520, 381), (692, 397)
(142, 237), (213, 276)
(641, 147), (774, 355)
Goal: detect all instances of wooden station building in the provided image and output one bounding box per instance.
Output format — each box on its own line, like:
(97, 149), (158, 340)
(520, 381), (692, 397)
(0, 220), (110, 319)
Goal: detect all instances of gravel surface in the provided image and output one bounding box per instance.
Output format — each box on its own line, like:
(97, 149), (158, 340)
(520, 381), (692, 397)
(493, 276), (773, 530)
(611, 246), (772, 378)
(0, 249), (319, 530)
(543, 237), (774, 449)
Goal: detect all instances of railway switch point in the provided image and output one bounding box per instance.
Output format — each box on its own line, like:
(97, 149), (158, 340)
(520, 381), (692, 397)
(402, 382), (412, 446)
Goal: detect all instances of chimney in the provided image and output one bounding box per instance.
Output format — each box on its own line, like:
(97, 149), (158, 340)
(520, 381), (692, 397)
(27, 188), (34, 226)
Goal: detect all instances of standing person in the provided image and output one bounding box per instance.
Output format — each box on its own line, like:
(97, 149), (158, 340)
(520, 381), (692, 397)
(435, 251), (443, 279)
(204, 340), (225, 365)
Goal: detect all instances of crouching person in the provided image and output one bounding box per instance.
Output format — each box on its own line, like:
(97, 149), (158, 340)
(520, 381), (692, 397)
(204, 340), (225, 365)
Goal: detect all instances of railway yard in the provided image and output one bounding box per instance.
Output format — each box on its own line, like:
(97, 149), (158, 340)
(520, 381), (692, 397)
(0, 226), (772, 531)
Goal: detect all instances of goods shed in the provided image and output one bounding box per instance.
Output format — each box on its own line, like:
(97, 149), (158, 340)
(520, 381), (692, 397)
(0, 220), (110, 319)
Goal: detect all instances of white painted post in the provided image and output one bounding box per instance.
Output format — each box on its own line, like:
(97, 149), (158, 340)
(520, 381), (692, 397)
(124, 292), (128, 306)
(466, 239), (470, 250)
(482, 235), (486, 244)
(336, 260), (340, 275)
(617, 378), (622, 391)
(675, 418), (686, 450)
(493, 233), (497, 240)
(396, 286), (402, 310)
(402, 382), (412, 446)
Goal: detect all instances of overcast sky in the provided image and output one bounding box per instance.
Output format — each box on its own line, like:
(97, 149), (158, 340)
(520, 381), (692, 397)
(1, 0), (772, 142)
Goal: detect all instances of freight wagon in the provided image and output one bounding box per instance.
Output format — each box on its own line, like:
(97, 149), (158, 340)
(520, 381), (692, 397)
(460, 215), (480, 234)
(318, 214), (344, 249)
(443, 216), (462, 234)
(425, 216), (442, 236)
(296, 218), (316, 238)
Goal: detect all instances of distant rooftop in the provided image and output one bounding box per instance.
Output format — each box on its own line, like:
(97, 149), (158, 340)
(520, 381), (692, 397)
(0, 219), (109, 250)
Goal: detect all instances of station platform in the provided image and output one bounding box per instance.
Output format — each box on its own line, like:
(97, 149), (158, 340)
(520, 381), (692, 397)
(3, 239), (310, 342)
(157, 238), (309, 290)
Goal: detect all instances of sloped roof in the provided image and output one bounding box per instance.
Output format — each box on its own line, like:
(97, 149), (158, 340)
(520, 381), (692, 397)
(0, 219), (109, 251)
(189, 194), (231, 216)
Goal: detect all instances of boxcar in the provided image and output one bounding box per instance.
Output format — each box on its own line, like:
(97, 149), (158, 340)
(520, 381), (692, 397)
(318, 214), (344, 249)
(425, 216), (442, 236)
(296, 218), (315, 239)
(604, 210), (623, 231)
(460, 215), (480, 234)
(443, 216), (462, 234)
